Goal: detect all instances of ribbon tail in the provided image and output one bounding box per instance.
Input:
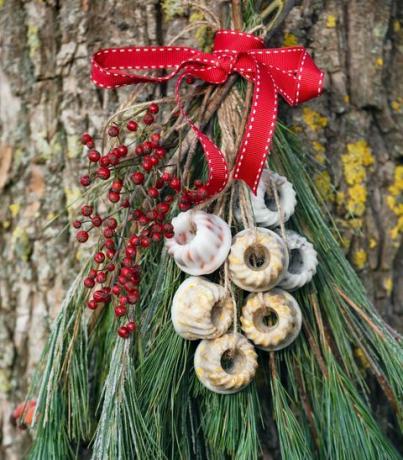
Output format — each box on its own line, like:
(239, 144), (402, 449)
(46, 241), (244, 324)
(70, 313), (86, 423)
(175, 73), (229, 197)
(233, 61), (277, 194)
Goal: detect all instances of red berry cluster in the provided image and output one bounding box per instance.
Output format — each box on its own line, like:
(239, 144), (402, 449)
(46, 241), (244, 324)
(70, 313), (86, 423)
(74, 103), (208, 338)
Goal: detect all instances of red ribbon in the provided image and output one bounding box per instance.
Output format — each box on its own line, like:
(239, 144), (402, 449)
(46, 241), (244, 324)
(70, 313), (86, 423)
(91, 30), (324, 197)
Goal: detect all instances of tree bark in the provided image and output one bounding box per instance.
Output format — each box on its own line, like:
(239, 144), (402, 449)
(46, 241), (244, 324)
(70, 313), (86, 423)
(0, 0), (401, 458)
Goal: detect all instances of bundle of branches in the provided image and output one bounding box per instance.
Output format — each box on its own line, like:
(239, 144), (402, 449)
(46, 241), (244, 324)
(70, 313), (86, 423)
(24, 1), (402, 459)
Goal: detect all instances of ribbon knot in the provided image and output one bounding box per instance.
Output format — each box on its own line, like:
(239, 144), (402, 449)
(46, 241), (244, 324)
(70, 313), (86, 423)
(92, 29), (324, 197)
(215, 54), (235, 76)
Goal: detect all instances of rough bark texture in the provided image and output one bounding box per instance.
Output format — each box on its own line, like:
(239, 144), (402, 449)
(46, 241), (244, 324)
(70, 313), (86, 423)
(0, 0), (401, 458)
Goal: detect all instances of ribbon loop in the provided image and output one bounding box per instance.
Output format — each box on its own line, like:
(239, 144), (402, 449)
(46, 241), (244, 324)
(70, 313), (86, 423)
(91, 30), (324, 198)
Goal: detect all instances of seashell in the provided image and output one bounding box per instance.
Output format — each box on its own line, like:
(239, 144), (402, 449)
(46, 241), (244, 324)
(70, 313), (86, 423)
(251, 170), (297, 228)
(228, 227), (289, 292)
(165, 210), (232, 276)
(194, 333), (258, 394)
(240, 289), (302, 351)
(277, 230), (318, 291)
(171, 277), (233, 340)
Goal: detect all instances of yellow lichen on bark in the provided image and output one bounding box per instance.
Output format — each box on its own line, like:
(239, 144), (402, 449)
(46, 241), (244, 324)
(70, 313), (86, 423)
(353, 249), (367, 269)
(303, 107), (328, 132)
(387, 165), (403, 240)
(341, 140), (374, 221)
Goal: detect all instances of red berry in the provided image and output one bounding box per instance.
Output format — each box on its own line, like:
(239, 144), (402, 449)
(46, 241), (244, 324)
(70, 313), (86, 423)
(135, 145), (144, 156)
(155, 178), (164, 189)
(149, 155), (159, 166)
(91, 215), (102, 227)
(121, 198), (130, 208)
(108, 190), (120, 203)
(126, 246), (136, 258)
(88, 268), (97, 278)
(108, 152), (119, 166)
(87, 300), (97, 310)
(94, 252), (105, 264)
(73, 220), (82, 229)
(143, 113), (154, 125)
(76, 230), (89, 242)
(148, 187), (159, 199)
(129, 235), (140, 246)
(126, 321), (137, 332)
(155, 147), (166, 159)
(84, 277), (95, 288)
(119, 295), (128, 305)
(81, 132), (92, 145)
(197, 186), (208, 200)
(97, 167), (111, 180)
(86, 140), (95, 149)
(96, 272), (107, 283)
(127, 290), (140, 304)
(194, 180), (203, 188)
(169, 177), (181, 191)
(152, 232), (162, 242)
(104, 239), (115, 249)
(103, 227), (114, 238)
(161, 171), (171, 182)
(115, 306), (127, 317)
(140, 228), (151, 237)
(106, 217), (118, 229)
(131, 171), (144, 185)
(127, 120), (138, 131)
(81, 205), (93, 217)
(140, 237), (150, 248)
(142, 158), (153, 171)
(99, 156), (110, 167)
(106, 263), (115, 272)
(143, 141), (153, 153)
(108, 125), (119, 137)
(157, 202), (170, 214)
(138, 215), (149, 226)
(179, 202), (191, 211)
(118, 326), (130, 338)
(152, 223), (163, 233)
(164, 194), (174, 203)
(106, 248), (116, 259)
(148, 103), (159, 114)
(120, 267), (131, 278)
(93, 290), (108, 303)
(117, 145), (128, 157)
(132, 209), (144, 220)
(163, 223), (174, 233)
(111, 179), (123, 193)
(151, 132), (160, 144)
(88, 149), (100, 162)
(80, 175), (91, 187)
(112, 285), (121, 295)
(164, 231), (174, 239)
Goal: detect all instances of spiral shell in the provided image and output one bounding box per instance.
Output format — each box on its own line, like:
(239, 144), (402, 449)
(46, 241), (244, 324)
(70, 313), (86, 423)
(240, 289), (302, 351)
(194, 333), (258, 394)
(228, 227), (289, 292)
(171, 277), (233, 340)
(251, 170), (297, 228)
(165, 210), (232, 276)
(278, 230), (318, 291)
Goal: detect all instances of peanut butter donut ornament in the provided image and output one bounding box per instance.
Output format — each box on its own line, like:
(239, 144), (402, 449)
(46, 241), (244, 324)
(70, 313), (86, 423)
(194, 333), (258, 394)
(228, 227), (289, 292)
(165, 210), (232, 275)
(171, 277), (233, 340)
(251, 170), (297, 228)
(240, 289), (302, 351)
(278, 230), (318, 291)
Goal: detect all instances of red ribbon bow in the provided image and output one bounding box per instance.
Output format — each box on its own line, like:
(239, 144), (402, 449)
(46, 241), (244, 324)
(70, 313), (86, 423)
(92, 30), (324, 197)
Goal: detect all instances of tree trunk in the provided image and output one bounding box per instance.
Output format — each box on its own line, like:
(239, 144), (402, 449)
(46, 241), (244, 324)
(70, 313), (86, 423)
(0, 0), (401, 458)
